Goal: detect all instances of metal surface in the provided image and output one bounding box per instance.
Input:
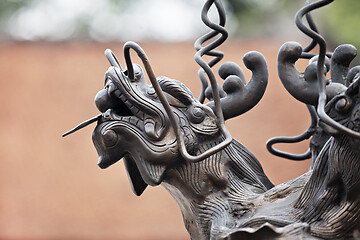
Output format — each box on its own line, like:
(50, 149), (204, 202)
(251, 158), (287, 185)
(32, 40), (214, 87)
(64, 0), (360, 239)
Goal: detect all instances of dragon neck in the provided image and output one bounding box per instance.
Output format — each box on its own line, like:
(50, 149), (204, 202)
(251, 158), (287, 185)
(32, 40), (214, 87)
(161, 139), (272, 239)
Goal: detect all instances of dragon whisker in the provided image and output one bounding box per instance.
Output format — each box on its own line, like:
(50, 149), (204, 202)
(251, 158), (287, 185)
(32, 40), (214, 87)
(62, 114), (102, 137)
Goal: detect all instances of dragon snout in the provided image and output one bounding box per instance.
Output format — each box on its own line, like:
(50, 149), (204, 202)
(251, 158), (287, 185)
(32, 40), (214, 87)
(95, 89), (114, 113)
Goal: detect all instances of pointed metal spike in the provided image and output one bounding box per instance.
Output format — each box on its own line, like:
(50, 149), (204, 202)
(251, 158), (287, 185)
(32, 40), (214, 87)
(62, 114), (102, 137)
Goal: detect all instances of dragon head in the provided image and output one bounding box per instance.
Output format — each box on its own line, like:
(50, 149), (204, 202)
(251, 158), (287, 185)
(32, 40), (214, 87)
(93, 65), (219, 195)
(63, 40), (268, 197)
(321, 76), (360, 151)
(278, 42), (360, 146)
(93, 58), (221, 195)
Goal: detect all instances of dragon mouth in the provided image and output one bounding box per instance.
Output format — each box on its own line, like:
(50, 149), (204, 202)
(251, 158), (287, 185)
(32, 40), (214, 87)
(97, 81), (145, 131)
(97, 66), (167, 141)
(92, 77), (148, 168)
(100, 109), (142, 129)
(92, 73), (171, 195)
(61, 76), (145, 137)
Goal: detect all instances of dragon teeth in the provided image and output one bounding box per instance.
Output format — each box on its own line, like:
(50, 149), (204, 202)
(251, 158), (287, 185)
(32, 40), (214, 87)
(109, 82), (145, 121)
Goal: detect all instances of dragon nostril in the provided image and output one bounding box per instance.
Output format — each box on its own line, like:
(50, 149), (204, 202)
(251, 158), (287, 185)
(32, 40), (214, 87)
(104, 109), (112, 120)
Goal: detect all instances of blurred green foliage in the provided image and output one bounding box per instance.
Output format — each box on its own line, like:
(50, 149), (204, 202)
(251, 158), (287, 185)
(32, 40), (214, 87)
(226, 0), (359, 63)
(105, 0), (130, 11)
(225, 0), (300, 17)
(0, 0), (32, 20)
(224, 0), (302, 37)
(323, 0), (360, 55)
(0, 0), (33, 37)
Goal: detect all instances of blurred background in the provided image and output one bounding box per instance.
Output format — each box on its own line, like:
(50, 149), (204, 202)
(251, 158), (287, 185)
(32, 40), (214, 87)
(0, 0), (358, 239)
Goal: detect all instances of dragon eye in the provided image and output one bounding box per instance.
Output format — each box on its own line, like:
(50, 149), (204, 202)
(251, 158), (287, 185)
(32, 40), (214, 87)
(190, 106), (205, 124)
(335, 97), (351, 112)
(103, 130), (118, 147)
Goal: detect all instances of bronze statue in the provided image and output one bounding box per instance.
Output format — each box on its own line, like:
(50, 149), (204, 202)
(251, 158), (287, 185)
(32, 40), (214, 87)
(63, 0), (360, 239)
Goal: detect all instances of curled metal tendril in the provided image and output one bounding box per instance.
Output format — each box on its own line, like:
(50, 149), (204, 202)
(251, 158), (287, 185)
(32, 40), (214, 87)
(300, 10), (332, 59)
(195, 0), (228, 121)
(266, 2), (322, 161)
(266, 105), (317, 160)
(195, 0), (226, 104)
(63, 0), (232, 161)
(119, 0), (232, 163)
(297, 0), (360, 139)
(268, 0), (360, 160)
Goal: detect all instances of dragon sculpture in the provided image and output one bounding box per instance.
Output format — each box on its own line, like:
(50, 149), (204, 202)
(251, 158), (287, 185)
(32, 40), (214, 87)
(63, 0), (360, 239)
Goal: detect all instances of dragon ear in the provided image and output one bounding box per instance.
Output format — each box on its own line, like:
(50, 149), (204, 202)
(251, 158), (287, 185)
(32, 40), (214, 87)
(162, 91), (186, 108)
(158, 77), (196, 106)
